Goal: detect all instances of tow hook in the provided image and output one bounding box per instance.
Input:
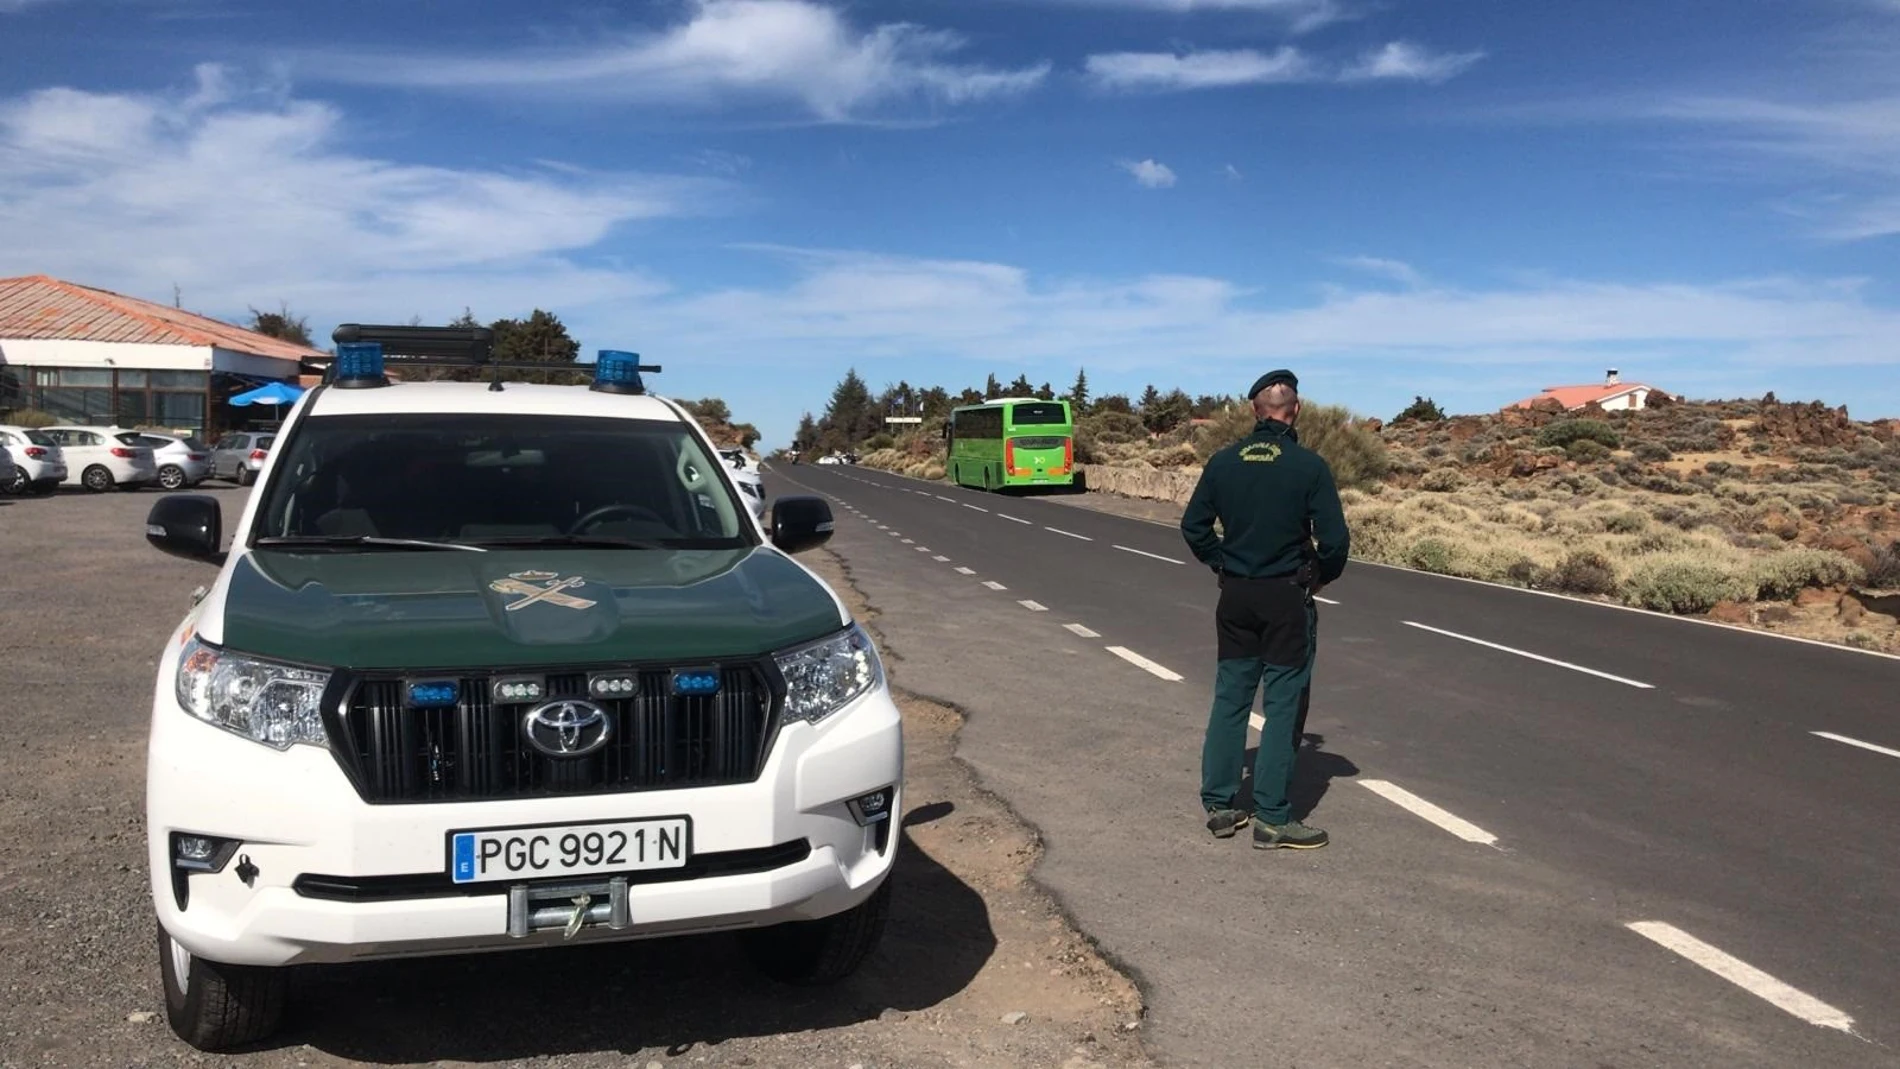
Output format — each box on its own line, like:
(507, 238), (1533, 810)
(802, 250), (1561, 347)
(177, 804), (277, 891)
(507, 877), (632, 940)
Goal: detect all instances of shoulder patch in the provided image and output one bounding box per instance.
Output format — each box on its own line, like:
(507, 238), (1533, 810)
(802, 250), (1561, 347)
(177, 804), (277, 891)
(1239, 442), (1283, 463)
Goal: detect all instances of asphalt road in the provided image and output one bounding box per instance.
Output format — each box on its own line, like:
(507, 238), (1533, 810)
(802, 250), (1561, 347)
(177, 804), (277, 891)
(772, 461), (1900, 1069)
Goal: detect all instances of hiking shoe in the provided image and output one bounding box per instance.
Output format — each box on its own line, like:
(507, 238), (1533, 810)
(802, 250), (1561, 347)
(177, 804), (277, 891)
(1204, 808), (1250, 839)
(1253, 819), (1329, 850)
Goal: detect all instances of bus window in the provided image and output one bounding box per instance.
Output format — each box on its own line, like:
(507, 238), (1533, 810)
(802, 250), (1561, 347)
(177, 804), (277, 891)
(1008, 402), (1069, 426)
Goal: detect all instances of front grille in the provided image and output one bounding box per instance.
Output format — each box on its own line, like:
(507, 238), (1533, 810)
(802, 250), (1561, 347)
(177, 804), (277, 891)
(332, 665), (779, 804)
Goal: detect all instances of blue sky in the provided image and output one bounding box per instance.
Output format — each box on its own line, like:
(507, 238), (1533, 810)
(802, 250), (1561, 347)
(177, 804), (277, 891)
(2, 0), (1897, 445)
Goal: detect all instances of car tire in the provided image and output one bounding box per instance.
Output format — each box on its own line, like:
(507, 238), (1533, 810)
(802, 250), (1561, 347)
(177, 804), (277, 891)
(2, 467), (23, 494)
(739, 875), (892, 986)
(156, 922), (288, 1052)
(237, 468), (255, 487)
(81, 465), (114, 492)
(158, 465), (186, 491)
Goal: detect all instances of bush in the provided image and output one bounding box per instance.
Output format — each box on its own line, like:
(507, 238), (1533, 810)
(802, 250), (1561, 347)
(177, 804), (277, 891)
(1868, 543), (1900, 590)
(1552, 551), (1619, 596)
(1538, 420), (1621, 450)
(1751, 549), (1865, 600)
(1396, 396), (1446, 422)
(1623, 559), (1753, 614)
(1418, 468), (1465, 493)
(864, 433), (896, 451)
(1, 407), (57, 428)
(1295, 403), (1390, 491)
(1605, 511), (1648, 534)
(1405, 537), (1456, 575)
(1567, 439), (1612, 463)
(1633, 441), (1673, 462)
(1190, 404), (1259, 462)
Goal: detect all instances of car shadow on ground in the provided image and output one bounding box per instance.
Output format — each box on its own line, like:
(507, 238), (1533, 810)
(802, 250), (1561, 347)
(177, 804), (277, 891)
(282, 809), (990, 1064)
(1237, 732), (1361, 824)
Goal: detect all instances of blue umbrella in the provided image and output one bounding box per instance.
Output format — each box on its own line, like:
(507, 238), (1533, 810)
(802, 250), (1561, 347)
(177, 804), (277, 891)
(229, 381), (305, 407)
(229, 381), (306, 423)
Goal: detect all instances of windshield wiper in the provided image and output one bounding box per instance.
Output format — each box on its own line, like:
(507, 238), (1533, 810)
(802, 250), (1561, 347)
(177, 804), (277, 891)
(465, 535), (670, 550)
(255, 536), (488, 553)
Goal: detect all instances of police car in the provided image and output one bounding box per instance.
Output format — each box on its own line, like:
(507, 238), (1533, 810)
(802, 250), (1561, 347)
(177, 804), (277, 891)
(140, 326), (902, 1051)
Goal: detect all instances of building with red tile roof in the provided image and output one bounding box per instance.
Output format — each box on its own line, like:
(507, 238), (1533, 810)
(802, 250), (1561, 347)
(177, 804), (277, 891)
(1509, 369), (1667, 413)
(0, 275), (323, 435)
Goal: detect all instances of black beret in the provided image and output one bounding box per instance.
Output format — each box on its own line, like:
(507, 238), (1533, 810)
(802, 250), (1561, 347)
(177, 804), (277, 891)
(1248, 369), (1298, 399)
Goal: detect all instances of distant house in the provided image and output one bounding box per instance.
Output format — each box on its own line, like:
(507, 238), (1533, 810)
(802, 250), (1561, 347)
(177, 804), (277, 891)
(0, 274), (322, 436)
(1510, 369), (1665, 413)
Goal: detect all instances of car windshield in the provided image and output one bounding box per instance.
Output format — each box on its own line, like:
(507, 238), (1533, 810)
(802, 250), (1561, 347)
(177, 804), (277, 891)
(183, 436), (209, 451)
(250, 413), (754, 550)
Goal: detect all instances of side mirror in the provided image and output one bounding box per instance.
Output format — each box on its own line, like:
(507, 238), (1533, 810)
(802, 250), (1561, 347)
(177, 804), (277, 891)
(146, 494), (224, 564)
(770, 495), (834, 555)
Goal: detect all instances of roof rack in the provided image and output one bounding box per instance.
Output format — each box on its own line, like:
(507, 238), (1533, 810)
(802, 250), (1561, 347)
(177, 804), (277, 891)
(307, 324), (661, 393)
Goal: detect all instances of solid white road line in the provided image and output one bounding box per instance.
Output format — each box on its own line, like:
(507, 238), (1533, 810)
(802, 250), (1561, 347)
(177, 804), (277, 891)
(1113, 544), (1185, 565)
(1019, 600), (1048, 612)
(1358, 780), (1500, 846)
(1064, 623), (1101, 639)
(1046, 527), (1093, 541)
(1625, 921), (1857, 1034)
(1402, 622), (1654, 689)
(982, 580), (1008, 591)
(1106, 646), (1184, 682)
(1812, 731), (1900, 760)
(955, 566), (976, 575)
(999, 513), (1032, 525)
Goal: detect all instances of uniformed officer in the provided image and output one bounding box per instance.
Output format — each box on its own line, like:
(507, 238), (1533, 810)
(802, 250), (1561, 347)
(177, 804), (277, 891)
(1180, 369), (1350, 850)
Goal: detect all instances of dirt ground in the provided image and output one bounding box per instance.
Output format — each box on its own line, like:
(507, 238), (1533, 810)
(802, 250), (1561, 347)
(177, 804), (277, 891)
(0, 485), (1150, 1069)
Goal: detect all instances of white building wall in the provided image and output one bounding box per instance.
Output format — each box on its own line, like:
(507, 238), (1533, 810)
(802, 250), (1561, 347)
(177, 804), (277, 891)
(0, 338), (213, 370)
(211, 347), (303, 379)
(1597, 388), (1651, 412)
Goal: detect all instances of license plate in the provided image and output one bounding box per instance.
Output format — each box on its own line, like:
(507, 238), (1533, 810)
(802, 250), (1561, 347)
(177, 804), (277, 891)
(449, 817), (690, 885)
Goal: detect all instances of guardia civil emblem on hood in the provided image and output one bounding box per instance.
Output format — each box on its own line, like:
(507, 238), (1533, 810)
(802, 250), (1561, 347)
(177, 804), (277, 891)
(489, 570), (598, 612)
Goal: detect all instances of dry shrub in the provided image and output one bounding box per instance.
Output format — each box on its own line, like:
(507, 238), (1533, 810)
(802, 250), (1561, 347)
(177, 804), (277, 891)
(1751, 548), (1865, 600)
(1623, 557), (1754, 614)
(1553, 551), (1619, 595)
(1296, 403), (1390, 490)
(1152, 442), (1202, 468)
(1419, 468), (1465, 492)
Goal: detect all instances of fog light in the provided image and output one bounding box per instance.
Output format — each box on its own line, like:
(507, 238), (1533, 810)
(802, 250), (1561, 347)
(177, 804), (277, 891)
(171, 832), (239, 873)
(846, 787), (893, 825)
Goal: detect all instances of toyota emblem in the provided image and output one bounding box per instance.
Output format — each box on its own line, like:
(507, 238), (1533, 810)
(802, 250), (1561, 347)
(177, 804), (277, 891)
(523, 699), (611, 758)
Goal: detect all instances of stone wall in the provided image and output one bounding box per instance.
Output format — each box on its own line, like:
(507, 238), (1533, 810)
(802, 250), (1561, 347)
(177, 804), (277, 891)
(1080, 464), (1201, 505)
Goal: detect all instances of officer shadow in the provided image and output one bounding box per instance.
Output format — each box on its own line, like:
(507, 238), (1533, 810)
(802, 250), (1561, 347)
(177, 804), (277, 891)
(279, 802), (995, 1064)
(1238, 732), (1361, 822)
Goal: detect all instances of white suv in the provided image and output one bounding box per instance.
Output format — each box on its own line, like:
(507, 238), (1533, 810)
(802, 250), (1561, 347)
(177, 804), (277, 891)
(44, 424), (158, 491)
(139, 331), (901, 1052)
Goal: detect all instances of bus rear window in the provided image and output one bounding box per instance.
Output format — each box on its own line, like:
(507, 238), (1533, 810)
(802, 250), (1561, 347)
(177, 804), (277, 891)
(1011, 436), (1066, 450)
(1010, 402), (1070, 426)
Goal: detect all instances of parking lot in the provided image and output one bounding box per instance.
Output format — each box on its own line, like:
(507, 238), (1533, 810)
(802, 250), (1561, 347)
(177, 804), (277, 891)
(0, 485), (1149, 1068)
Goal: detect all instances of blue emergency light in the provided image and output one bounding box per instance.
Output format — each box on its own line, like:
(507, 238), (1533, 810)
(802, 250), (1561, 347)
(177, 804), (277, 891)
(334, 342), (387, 388)
(406, 680), (460, 707)
(671, 668), (722, 697)
(592, 350), (647, 395)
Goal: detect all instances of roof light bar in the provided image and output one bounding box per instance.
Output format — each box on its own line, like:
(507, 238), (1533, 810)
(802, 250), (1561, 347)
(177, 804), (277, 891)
(332, 342), (387, 389)
(592, 350), (664, 396)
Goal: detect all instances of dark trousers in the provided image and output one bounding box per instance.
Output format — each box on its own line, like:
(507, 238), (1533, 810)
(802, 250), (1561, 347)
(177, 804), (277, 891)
(1199, 574), (1317, 826)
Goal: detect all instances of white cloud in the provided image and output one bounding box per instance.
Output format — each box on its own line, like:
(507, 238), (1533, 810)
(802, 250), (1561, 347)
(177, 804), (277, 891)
(1018, 0), (1349, 34)
(1223, 163), (1244, 180)
(1649, 94), (1900, 240)
(1339, 41), (1486, 83)
(1118, 158), (1178, 188)
(1085, 41), (1482, 92)
(1336, 255), (1422, 287)
(1086, 47), (1315, 91)
(303, 0), (1049, 124)
(0, 72), (723, 324)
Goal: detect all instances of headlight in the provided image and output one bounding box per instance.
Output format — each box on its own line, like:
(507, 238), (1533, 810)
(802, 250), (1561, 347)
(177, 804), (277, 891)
(176, 636), (330, 749)
(774, 624), (884, 726)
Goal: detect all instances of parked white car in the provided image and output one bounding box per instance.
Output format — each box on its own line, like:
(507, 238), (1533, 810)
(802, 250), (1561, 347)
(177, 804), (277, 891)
(0, 426), (68, 495)
(119, 431), (212, 491)
(719, 448), (767, 520)
(44, 424), (158, 492)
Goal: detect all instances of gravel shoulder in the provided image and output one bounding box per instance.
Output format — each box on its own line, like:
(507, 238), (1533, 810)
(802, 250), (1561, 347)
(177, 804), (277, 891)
(0, 486), (1149, 1069)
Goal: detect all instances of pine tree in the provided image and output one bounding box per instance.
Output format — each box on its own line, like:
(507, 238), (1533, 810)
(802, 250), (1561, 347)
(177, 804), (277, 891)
(1069, 368), (1090, 413)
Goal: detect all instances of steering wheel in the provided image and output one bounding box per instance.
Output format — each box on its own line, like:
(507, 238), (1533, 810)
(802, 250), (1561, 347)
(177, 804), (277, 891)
(568, 503), (666, 535)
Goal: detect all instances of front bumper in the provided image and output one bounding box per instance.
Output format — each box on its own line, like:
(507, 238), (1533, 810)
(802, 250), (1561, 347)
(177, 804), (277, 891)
(147, 680), (904, 967)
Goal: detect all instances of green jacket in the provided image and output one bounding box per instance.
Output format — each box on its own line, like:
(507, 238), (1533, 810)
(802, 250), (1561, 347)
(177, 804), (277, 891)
(1180, 419), (1351, 584)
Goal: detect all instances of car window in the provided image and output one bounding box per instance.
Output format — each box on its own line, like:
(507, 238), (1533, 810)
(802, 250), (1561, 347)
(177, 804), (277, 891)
(251, 413), (753, 549)
(24, 431), (54, 447)
(80, 432), (103, 446)
(117, 432), (143, 445)
(258, 436), (276, 450)
(183, 436), (209, 451)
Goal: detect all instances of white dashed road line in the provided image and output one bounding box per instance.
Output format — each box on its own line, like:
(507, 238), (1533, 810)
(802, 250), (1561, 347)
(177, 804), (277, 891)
(1106, 646), (1183, 682)
(999, 513), (1032, 525)
(936, 496), (956, 503)
(1625, 921), (1858, 1034)
(933, 555), (951, 562)
(1046, 527), (1093, 541)
(1113, 545), (1185, 565)
(955, 566), (976, 575)
(915, 546), (931, 552)
(1314, 595), (1341, 605)
(1064, 623), (1101, 639)
(1402, 622), (1655, 689)
(963, 504), (989, 513)
(1019, 600), (1048, 612)
(982, 580), (1008, 591)
(1358, 779), (1500, 847)
(1811, 731), (1900, 760)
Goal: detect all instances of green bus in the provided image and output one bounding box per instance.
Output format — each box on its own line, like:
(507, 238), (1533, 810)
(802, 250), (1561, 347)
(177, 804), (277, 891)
(944, 398), (1076, 491)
